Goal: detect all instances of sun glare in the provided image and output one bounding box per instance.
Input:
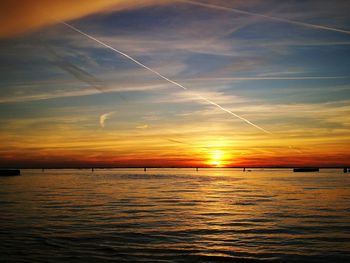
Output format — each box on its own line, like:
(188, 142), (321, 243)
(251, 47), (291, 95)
(208, 150), (225, 167)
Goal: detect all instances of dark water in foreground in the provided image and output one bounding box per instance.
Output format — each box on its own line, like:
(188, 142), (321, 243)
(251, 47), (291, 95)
(0, 169), (350, 262)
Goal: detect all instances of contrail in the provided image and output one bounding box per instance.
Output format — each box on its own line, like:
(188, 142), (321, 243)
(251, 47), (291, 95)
(179, 0), (350, 36)
(186, 76), (349, 81)
(61, 21), (271, 134)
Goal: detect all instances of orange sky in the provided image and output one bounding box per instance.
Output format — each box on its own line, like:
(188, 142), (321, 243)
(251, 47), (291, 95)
(0, 0), (173, 38)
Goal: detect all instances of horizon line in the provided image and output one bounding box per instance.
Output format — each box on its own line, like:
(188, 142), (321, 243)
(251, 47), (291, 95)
(1, 166), (349, 169)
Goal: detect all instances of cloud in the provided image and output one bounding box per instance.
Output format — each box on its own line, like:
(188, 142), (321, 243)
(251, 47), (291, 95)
(99, 111), (116, 128)
(136, 124), (149, 129)
(0, 0), (172, 38)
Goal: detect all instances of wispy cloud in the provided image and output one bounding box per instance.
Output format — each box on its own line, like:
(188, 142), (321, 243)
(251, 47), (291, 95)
(99, 111), (116, 128)
(0, 80), (168, 103)
(136, 124), (148, 129)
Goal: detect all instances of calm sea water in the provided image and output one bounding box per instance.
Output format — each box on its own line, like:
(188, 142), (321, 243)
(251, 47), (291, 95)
(0, 169), (349, 262)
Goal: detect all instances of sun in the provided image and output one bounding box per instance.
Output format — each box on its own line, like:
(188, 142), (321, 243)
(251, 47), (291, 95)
(208, 150), (225, 167)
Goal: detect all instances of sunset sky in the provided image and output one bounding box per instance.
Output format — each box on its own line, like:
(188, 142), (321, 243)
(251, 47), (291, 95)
(0, 0), (349, 168)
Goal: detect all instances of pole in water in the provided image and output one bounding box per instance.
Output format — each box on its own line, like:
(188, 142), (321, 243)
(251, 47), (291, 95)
(144, 167), (147, 172)
(344, 168), (348, 173)
(196, 167), (198, 172)
(243, 168), (246, 172)
(92, 168), (94, 172)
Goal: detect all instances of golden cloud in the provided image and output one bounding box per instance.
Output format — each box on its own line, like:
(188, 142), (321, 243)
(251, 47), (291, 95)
(0, 0), (172, 38)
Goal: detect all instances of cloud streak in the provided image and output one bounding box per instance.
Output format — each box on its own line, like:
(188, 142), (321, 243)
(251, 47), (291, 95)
(180, 0), (350, 36)
(62, 21), (271, 134)
(136, 124), (149, 129)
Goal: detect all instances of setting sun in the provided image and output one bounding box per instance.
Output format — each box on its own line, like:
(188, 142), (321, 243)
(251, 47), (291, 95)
(208, 150), (225, 167)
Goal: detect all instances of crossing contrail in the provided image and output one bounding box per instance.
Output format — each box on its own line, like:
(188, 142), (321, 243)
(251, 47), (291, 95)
(179, 0), (350, 36)
(61, 21), (271, 134)
(44, 43), (105, 91)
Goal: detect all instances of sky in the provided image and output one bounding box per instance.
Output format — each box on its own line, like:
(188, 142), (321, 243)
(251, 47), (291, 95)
(0, 0), (350, 168)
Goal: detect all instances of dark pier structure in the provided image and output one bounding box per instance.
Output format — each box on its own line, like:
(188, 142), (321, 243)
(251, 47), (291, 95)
(0, 169), (21, 176)
(293, 168), (319, 172)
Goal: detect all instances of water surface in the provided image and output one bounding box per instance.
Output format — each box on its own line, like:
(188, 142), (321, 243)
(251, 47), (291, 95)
(0, 169), (349, 262)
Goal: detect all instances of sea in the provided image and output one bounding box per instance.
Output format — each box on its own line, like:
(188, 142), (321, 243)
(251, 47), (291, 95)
(0, 168), (349, 262)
